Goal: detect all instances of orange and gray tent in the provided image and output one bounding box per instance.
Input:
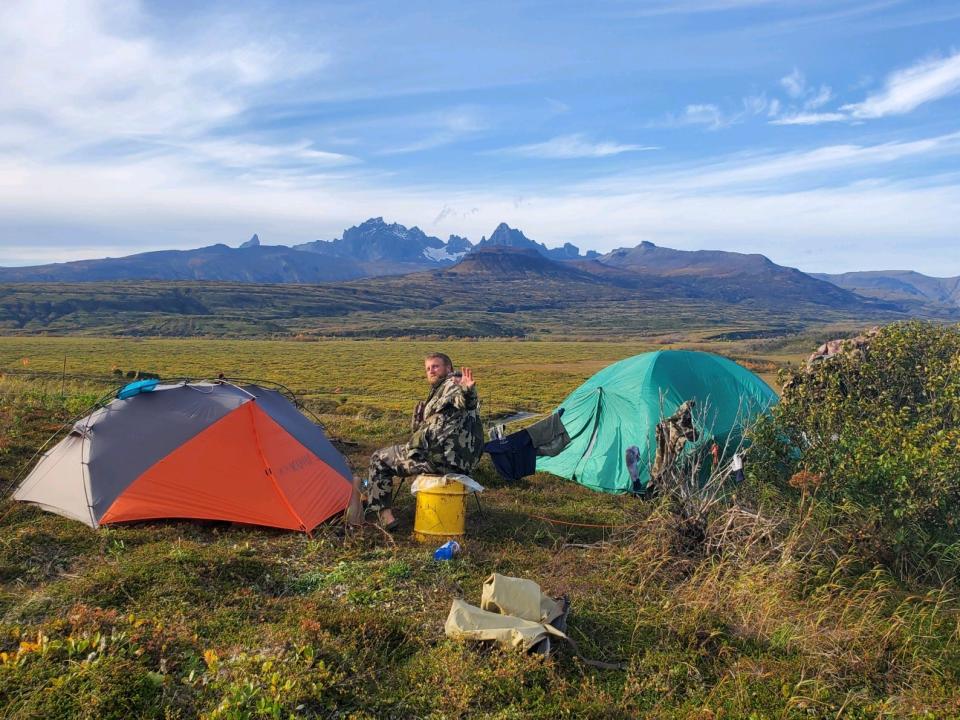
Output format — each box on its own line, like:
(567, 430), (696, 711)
(14, 381), (353, 532)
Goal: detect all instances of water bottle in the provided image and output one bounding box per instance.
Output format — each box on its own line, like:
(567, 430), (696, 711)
(433, 540), (461, 561)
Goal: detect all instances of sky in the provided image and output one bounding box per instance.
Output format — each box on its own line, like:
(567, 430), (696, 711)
(1, 0), (959, 274)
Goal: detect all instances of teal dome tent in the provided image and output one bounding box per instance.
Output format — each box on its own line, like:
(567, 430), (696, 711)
(536, 350), (777, 493)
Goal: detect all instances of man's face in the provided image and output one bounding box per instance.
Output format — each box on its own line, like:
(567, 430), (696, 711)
(424, 357), (450, 384)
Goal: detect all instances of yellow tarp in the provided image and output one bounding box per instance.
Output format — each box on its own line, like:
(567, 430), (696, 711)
(444, 573), (566, 652)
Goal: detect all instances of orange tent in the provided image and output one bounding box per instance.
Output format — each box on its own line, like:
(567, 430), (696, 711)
(15, 381), (353, 532)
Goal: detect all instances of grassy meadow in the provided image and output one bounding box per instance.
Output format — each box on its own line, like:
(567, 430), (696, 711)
(1, 335), (958, 718)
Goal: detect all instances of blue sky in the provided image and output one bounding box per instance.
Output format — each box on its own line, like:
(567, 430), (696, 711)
(1, 0), (959, 273)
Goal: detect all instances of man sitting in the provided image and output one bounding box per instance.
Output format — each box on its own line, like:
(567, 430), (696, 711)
(360, 352), (483, 529)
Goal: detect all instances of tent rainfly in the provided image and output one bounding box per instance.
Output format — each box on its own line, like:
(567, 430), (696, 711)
(14, 382), (353, 532)
(536, 350), (777, 494)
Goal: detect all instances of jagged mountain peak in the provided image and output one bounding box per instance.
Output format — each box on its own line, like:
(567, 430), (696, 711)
(292, 217), (469, 266)
(485, 223), (536, 248)
(478, 222), (583, 261)
(446, 235), (472, 253)
(240, 234), (260, 249)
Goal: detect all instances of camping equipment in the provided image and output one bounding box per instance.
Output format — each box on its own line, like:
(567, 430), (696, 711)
(412, 474), (472, 541)
(445, 573), (569, 653)
(444, 573), (622, 666)
(14, 381), (353, 532)
(536, 350), (777, 493)
(483, 410), (570, 482)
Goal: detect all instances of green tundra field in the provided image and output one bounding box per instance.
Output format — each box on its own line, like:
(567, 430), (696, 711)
(1, 334), (958, 719)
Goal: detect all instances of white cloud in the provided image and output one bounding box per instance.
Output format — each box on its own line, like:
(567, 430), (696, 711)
(842, 50), (960, 118)
(680, 104), (731, 129)
(780, 68), (806, 98)
(665, 93), (772, 130)
(0, 0), (332, 169)
(768, 51), (960, 125)
(619, 0), (789, 17)
(770, 68), (833, 121)
(804, 85), (833, 109)
(650, 132), (960, 190)
(492, 134), (657, 159)
(173, 139), (358, 169)
(742, 94), (769, 115)
(771, 112), (848, 125)
(377, 108), (489, 155)
(654, 103), (736, 130)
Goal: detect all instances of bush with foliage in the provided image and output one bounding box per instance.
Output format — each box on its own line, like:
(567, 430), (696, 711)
(748, 321), (960, 569)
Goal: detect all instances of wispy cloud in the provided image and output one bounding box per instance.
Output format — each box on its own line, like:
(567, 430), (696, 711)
(545, 97), (571, 114)
(804, 85), (833, 109)
(775, 68), (834, 113)
(681, 104), (729, 129)
(771, 111), (848, 125)
(742, 94), (770, 115)
(170, 139), (358, 169)
(567, 131), (960, 198)
(0, 0), (335, 170)
(492, 134), (657, 159)
(842, 50), (960, 118)
(617, 0), (798, 17)
(377, 108), (489, 155)
(780, 68), (807, 98)
(771, 50), (960, 125)
(660, 92), (781, 130)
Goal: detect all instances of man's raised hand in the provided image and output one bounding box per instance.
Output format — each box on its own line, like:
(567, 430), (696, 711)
(456, 367), (475, 389)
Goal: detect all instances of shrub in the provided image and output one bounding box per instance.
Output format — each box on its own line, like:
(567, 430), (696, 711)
(748, 321), (960, 570)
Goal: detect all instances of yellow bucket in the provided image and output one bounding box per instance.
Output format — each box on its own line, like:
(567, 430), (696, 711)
(413, 475), (468, 542)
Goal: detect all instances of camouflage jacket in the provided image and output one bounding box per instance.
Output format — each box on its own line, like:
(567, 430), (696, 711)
(407, 375), (483, 473)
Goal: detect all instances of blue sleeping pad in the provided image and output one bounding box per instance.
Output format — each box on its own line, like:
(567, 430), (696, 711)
(117, 379), (160, 399)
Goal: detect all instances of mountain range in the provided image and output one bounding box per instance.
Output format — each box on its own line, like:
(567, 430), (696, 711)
(0, 218), (609, 283)
(0, 218), (956, 338)
(812, 271), (960, 313)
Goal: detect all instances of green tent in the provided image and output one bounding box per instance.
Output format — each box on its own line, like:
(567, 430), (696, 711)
(536, 350), (777, 493)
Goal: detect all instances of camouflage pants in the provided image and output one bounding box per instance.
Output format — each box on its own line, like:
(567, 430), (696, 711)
(364, 443), (434, 514)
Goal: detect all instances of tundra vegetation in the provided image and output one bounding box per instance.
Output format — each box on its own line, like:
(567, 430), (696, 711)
(0, 325), (957, 719)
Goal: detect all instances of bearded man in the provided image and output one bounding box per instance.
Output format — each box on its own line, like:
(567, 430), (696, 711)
(360, 352), (482, 529)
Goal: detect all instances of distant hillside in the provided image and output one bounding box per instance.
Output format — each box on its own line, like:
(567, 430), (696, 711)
(588, 241), (873, 308)
(0, 245), (912, 340)
(598, 241), (777, 276)
(332, 245), (888, 317)
(0, 244), (369, 283)
(813, 270), (960, 311)
(446, 246), (596, 279)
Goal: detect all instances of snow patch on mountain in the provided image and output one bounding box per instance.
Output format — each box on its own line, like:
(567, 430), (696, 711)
(423, 246), (467, 263)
